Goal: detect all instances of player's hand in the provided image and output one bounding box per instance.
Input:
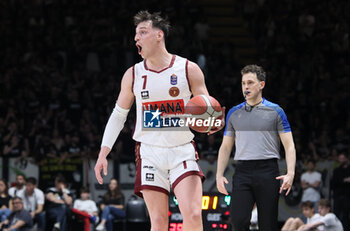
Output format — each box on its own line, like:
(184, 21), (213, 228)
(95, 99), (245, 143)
(94, 155), (108, 184)
(276, 173), (294, 195)
(208, 107), (226, 135)
(216, 175), (229, 195)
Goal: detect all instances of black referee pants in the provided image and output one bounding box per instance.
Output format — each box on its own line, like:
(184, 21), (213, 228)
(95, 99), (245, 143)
(230, 159), (280, 231)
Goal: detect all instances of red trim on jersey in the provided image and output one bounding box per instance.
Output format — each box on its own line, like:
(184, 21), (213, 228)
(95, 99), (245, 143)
(172, 170), (205, 191)
(132, 65), (135, 93)
(131, 120), (136, 137)
(183, 161), (187, 169)
(130, 65), (136, 137)
(185, 59), (191, 92)
(144, 55), (176, 73)
(131, 63), (137, 137)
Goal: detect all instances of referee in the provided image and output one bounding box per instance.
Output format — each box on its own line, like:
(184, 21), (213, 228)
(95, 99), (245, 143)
(216, 65), (296, 231)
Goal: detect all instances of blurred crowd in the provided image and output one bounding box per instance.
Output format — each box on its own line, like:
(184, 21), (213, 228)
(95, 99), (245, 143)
(0, 0), (205, 164)
(235, 0), (350, 161)
(0, 174), (126, 231)
(1, 0), (348, 164)
(0, 0), (349, 229)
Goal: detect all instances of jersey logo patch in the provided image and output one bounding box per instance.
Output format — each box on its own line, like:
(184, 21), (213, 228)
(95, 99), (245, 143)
(141, 90), (149, 99)
(143, 109), (162, 128)
(170, 74), (177, 85)
(146, 173), (154, 181)
(169, 87), (180, 97)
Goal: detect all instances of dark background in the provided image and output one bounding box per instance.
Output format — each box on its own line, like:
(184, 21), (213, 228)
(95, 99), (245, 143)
(1, 0), (349, 166)
(0, 0), (349, 228)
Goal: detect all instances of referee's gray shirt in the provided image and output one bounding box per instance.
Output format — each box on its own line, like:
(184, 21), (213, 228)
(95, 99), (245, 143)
(224, 98), (291, 160)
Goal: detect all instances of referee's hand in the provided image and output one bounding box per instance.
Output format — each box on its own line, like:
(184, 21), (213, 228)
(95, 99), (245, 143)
(216, 176), (229, 195)
(276, 173), (294, 195)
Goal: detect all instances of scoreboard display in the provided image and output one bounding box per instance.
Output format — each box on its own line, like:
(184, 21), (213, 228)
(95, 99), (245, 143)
(168, 193), (231, 231)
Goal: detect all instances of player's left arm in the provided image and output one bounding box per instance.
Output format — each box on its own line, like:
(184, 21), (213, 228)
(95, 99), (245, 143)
(186, 61), (209, 96)
(276, 131), (296, 195)
(187, 61), (225, 134)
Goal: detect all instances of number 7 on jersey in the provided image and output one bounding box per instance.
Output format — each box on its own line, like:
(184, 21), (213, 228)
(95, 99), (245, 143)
(142, 75), (147, 89)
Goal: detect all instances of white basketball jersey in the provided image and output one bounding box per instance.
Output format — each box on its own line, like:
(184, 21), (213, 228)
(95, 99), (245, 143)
(132, 55), (194, 147)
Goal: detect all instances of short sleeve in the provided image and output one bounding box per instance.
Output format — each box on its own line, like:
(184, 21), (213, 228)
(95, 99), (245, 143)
(8, 187), (15, 197)
(276, 107), (291, 133)
(90, 200), (98, 213)
(36, 189), (45, 205)
(320, 213), (337, 226)
(224, 108), (235, 137)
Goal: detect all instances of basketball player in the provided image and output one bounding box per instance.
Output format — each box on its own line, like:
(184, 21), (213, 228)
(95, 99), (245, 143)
(94, 11), (223, 231)
(216, 65), (296, 231)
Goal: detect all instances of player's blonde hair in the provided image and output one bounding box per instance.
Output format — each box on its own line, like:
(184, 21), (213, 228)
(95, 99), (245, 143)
(134, 10), (170, 38)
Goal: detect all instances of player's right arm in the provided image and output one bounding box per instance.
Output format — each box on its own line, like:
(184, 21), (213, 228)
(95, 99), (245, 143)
(216, 135), (235, 195)
(94, 67), (135, 184)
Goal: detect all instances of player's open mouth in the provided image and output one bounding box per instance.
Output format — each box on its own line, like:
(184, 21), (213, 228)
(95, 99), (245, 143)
(136, 44), (142, 54)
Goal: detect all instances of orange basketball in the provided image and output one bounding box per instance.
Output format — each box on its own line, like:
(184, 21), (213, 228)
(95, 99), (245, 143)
(184, 95), (223, 133)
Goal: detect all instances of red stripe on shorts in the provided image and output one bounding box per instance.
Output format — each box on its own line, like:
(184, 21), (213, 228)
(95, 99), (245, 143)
(139, 185), (169, 197)
(172, 169), (206, 191)
(134, 142), (142, 198)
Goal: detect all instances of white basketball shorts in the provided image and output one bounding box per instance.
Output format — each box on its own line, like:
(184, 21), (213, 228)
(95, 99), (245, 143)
(134, 141), (205, 198)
